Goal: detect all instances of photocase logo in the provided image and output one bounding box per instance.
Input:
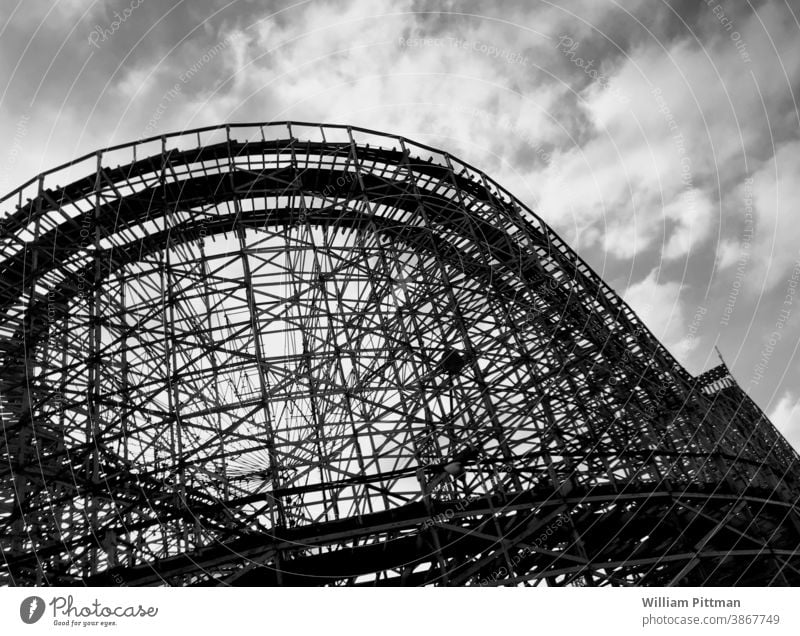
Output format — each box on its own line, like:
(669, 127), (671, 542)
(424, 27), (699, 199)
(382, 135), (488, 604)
(20, 596), (45, 624)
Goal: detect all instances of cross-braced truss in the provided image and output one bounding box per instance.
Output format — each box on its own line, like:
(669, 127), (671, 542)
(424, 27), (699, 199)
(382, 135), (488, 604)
(1, 122), (799, 586)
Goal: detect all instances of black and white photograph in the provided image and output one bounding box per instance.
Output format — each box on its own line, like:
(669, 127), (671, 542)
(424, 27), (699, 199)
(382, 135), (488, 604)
(1, 0), (799, 632)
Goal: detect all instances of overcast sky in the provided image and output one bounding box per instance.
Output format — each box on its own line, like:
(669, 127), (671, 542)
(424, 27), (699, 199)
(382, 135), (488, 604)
(1, 0), (799, 448)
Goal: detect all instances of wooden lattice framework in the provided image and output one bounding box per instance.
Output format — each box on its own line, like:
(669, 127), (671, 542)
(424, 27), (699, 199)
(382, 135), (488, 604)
(1, 122), (799, 586)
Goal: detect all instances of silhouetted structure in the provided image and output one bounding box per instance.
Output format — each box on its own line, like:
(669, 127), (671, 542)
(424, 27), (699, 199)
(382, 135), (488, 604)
(1, 123), (798, 586)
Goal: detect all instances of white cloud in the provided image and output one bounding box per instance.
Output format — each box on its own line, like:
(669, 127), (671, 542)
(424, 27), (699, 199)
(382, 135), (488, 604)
(622, 268), (698, 361)
(543, 1), (800, 270)
(531, 39), (715, 262)
(769, 391), (800, 452)
(748, 139), (800, 289)
(663, 188), (714, 260)
(716, 239), (742, 270)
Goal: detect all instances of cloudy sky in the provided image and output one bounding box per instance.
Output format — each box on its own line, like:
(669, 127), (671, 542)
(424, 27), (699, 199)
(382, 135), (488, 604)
(1, 0), (799, 447)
